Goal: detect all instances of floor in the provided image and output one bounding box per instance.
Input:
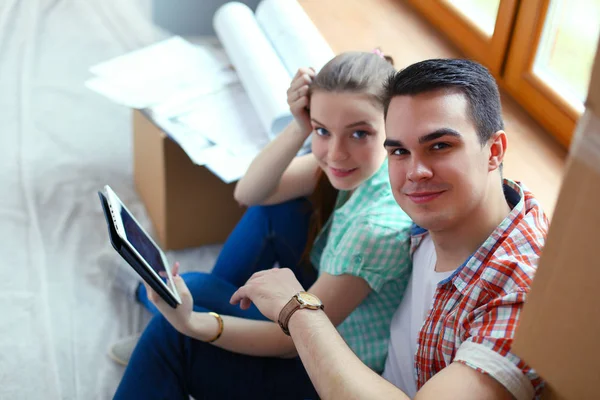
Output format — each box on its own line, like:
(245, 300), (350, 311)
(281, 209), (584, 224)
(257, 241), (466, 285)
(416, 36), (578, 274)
(0, 1), (220, 398)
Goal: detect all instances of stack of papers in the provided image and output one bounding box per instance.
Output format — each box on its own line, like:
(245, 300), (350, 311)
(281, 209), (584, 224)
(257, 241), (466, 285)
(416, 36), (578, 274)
(86, 36), (267, 183)
(86, 0), (335, 183)
(86, 37), (238, 109)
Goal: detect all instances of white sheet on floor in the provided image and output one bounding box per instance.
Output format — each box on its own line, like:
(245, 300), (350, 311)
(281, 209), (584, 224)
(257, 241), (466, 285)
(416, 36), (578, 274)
(0, 0), (221, 398)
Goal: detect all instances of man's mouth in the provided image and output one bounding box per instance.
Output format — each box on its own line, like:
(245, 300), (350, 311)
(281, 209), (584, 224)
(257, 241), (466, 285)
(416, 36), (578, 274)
(405, 191), (445, 204)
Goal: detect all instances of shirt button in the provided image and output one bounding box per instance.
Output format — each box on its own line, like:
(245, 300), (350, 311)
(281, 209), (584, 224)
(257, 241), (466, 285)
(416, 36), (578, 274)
(354, 254), (363, 264)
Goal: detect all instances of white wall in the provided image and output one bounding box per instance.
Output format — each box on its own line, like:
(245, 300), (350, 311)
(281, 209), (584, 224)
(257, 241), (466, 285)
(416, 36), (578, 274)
(152, 0), (261, 36)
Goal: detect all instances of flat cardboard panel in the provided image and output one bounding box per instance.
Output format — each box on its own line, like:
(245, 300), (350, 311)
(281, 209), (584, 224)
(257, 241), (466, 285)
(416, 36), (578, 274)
(162, 125), (245, 249)
(512, 156), (600, 399)
(132, 109), (244, 250)
(512, 41), (600, 400)
(133, 110), (167, 245)
(540, 385), (565, 400)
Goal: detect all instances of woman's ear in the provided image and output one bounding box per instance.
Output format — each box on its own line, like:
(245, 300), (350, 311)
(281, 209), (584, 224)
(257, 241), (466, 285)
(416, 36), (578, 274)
(488, 130), (507, 173)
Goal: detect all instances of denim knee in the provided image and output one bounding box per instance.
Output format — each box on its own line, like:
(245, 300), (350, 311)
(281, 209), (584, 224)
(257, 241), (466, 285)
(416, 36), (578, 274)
(141, 313), (183, 351)
(246, 197), (311, 220)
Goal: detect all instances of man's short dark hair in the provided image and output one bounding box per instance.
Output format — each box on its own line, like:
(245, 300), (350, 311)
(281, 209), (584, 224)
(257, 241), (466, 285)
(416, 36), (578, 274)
(383, 59), (504, 145)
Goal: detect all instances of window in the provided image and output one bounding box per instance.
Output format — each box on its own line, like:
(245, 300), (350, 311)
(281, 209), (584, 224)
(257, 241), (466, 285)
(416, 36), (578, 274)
(533, 0), (600, 107)
(406, 0), (600, 147)
(442, 0), (501, 37)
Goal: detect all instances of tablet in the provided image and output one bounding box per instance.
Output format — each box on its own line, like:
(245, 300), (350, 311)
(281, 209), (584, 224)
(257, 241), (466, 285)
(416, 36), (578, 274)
(99, 185), (182, 308)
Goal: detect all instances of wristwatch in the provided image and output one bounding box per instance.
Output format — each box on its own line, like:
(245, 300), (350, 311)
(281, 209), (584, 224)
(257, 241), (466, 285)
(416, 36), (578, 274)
(278, 291), (324, 335)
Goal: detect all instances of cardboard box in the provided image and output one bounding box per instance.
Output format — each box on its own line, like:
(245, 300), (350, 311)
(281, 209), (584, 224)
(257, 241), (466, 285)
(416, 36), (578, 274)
(512, 42), (600, 399)
(132, 109), (245, 250)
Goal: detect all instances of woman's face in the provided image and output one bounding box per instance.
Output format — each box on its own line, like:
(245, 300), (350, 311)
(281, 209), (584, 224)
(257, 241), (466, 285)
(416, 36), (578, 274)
(310, 91), (387, 191)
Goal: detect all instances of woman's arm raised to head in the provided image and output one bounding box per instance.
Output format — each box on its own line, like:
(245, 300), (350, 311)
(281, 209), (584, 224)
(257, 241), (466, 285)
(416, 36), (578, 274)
(234, 121), (320, 206)
(235, 68), (319, 206)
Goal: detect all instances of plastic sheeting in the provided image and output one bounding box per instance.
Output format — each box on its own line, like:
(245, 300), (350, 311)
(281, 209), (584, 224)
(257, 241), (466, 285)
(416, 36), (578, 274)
(0, 0), (220, 397)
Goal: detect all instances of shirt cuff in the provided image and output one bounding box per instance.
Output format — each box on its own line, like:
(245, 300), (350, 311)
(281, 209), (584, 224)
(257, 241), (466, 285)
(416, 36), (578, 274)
(454, 341), (535, 400)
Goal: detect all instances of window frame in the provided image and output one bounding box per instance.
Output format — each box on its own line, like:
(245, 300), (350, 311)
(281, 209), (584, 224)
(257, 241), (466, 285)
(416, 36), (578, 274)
(404, 0), (594, 147)
(503, 0), (579, 147)
(404, 0), (519, 76)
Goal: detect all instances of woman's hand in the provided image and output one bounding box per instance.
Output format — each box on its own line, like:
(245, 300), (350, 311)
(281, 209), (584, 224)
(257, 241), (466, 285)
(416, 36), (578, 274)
(287, 67), (316, 137)
(144, 262), (194, 335)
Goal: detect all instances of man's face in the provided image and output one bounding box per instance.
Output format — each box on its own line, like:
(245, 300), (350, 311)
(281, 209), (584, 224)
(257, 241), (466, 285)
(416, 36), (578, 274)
(384, 89), (494, 232)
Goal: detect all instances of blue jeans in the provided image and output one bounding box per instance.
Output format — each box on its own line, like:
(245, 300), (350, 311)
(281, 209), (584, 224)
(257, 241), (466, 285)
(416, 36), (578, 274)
(115, 199), (320, 399)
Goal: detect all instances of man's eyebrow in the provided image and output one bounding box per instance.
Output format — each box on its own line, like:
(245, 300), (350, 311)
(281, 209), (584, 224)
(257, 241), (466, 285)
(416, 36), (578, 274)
(383, 128), (463, 148)
(383, 139), (404, 148)
(419, 128), (463, 144)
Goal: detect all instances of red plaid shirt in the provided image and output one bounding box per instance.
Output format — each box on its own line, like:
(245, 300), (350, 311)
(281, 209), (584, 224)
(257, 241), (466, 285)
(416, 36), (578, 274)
(413, 180), (548, 399)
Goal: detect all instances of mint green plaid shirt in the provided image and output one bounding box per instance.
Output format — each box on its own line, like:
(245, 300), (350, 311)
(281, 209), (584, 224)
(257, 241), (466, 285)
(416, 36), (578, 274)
(310, 160), (412, 372)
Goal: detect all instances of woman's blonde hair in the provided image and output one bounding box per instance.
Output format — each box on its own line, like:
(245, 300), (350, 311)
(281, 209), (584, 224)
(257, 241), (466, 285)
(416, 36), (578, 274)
(311, 51), (395, 107)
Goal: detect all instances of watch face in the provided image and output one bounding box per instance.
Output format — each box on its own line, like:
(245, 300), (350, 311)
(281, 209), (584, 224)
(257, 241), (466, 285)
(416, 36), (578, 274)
(297, 292), (322, 307)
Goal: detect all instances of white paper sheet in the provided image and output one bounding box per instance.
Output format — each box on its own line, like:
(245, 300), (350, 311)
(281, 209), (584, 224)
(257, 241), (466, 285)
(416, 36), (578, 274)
(147, 86), (246, 166)
(150, 114), (216, 166)
(176, 83), (268, 156)
(256, 0), (335, 75)
(200, 146), (257, 184)
(87, 37), (238, 108)
(90, 37), (228, 79)
(85, 77), (157, 108)
(213, 2), (293, 137)
(85, 0), (335, 184)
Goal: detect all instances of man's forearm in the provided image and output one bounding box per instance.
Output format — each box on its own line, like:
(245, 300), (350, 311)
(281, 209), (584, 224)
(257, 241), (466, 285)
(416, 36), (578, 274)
(288, 309), (408, 400)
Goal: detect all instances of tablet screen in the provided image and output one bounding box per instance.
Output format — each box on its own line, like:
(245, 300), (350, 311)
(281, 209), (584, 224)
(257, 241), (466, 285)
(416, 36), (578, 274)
(120, 206), (167, 276)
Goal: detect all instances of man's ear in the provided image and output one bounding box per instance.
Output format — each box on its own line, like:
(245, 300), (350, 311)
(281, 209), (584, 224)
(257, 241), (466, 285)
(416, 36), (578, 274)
(488, 130), (507, 173)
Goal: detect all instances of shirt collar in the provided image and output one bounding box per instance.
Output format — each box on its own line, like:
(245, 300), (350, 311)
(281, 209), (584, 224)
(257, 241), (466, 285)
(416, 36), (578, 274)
(335, 159), (390, 212)
(410, 179), (529, 294)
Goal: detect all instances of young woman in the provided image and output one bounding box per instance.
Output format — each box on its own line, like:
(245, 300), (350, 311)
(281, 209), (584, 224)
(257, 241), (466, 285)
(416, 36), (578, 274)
(113, 51), (413, 399)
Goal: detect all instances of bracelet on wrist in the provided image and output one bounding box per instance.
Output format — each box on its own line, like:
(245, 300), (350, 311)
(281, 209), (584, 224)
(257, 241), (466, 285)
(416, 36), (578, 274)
(206, 312), (224, 343)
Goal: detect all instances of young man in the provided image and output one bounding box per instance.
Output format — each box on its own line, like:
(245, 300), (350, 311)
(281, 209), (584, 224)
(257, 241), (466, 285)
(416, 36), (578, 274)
(231, 59), (548, 399)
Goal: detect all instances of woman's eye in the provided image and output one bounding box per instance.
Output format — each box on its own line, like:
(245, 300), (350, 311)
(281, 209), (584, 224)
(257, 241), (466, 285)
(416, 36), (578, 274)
(352, 130), (368, 139)
(315, 127), (329, 136)
(432, 142), (450, 150)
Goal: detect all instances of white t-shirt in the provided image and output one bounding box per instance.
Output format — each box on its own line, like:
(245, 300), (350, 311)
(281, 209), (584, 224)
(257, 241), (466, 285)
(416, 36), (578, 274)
(382, 234), (454, 397)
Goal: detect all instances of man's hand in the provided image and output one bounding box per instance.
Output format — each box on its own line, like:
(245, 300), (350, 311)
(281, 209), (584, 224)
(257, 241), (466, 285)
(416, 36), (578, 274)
(230, 268), (304, 322)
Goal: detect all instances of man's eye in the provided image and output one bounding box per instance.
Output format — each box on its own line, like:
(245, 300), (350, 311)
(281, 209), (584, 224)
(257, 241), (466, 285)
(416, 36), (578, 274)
(352, 130), (368, 139)
(390, 148), (409, 156)
(432, 142), (451, 150)
(315, 127), (329, 136)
